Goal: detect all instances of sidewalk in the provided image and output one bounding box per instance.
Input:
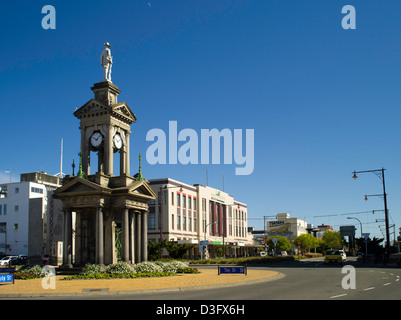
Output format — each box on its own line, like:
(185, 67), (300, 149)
(0, 268), (282, 298)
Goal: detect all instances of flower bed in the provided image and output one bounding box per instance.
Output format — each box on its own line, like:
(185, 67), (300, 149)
(63, 261), (199, 280)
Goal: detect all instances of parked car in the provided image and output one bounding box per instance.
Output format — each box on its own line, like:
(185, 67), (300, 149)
(42, 254), (50, 265)
(15, 255), (28, 265)
(281, 251), (288, 256)
(0, 256), (19, 266)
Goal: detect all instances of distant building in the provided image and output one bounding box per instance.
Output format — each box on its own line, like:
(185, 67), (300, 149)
(148, 178), (254, 258)
(265, 213), (308, 250)
(0, 172), (61, 258)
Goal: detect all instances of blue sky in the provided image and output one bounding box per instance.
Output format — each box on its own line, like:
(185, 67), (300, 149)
(1, 0), (401, 240)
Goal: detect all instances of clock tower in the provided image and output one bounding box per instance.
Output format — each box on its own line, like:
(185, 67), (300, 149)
(53, 43), (156, 267)
(74, 80), (135, 177)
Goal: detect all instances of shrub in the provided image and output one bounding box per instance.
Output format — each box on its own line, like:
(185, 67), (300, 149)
(134, 261), (163, 273)
(106, 261), (136, 275)
(82, 263), (104, 275)
(15, 265), (47, 280)
(154, 260), (189, 273)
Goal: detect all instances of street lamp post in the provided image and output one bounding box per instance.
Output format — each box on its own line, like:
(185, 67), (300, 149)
(352, 168), (390, 261)
(347, 216), (365, 256)
(204, 221), (216, 259)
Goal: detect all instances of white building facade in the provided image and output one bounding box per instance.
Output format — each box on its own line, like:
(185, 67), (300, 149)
(266, 213), (308, 250)
(0, 172), (61, 258)
(148, 178), (253, 258)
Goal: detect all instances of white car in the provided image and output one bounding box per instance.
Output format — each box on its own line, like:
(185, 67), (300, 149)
(338, 250), (347, 262)
(0, 256), (18, 266)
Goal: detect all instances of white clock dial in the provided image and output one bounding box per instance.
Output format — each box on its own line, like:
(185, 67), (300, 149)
(114, 133), (122, 149)
(91, 132), (103, 148)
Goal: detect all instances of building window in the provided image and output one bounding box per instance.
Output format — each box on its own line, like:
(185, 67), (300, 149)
(171, 214), (174, 230)
(3, 204), (6, 215)
(148, 214), (156, 229)
(14, 205), (18, 212)
(31, 187), (43, 194)
(183, 216), (186, 231)
(171, 192), (174, 206)
(193, 198), (197, 211)
(15, 188), (19, 194)
(0, 205), (2, 215)
(188, 196), (191, 209)
(177, 215), (181, 230)
(177, 193), (181, 207)
(183, 195), (186, 208)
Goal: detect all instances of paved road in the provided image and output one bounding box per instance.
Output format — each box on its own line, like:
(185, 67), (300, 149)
(90, 257), (401, 300)
(27, 257), (401, 300)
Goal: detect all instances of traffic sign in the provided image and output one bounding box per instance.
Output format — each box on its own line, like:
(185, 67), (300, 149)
(0, 274), (13, 283)
(199, 240), (208, 246)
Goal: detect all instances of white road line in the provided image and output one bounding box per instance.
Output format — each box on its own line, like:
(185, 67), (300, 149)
(330, 294), (348, 299)
(363, 287), (375, 291)
(383, 283), (391, 286)
(396, 279), (400, 282)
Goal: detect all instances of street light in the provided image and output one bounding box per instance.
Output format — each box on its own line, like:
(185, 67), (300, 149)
(203, 221), (216, 259)
(352, 168), (390, 261)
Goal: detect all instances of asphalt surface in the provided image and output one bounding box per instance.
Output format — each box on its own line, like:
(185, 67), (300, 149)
(2, 257), (400, 300)
(73, 257), (401, 300)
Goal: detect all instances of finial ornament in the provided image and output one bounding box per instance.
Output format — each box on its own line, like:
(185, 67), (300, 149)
(77, 150), (88, 180)
(100, 42), (113, 82)
(135, 153), (144, 181)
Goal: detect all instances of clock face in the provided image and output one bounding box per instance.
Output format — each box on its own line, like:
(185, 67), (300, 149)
(114, 133), (123, 149)
(91, 132), (103, 148)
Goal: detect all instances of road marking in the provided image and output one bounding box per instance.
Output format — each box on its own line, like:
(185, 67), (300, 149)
(363, 287), (375, 291)
(383, 283), (391, 286)
(330, 294), (348, 299)
(396, 279), (400, 282)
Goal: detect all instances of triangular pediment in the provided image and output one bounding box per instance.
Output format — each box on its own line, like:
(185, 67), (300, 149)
(74, 99), (110, 119)
(111, 102), (137, 124)
(112, 180), (156, 199)
(54, 177), (110, 196)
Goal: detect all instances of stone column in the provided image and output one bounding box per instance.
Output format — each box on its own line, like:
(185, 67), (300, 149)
(130, 212), (135, 264)
(75, 211), (82, 265)
(62, 208), (73, 268)
(96, 207), (105, 266)
(141, 211), (148, 262)
(122, 208), (130, 263)
(105, 124), (114, 176)
(126, 131), (130, 175)
(135, 211), (141, 263)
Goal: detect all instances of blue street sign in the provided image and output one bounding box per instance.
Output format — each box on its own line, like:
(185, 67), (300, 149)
(218, 266), (247, 275)
(199, 240), (208, 246)
(0, 274), (13, 283)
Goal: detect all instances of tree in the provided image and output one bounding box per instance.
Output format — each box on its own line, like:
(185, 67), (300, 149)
(147, 239), (195, 260)
(267, 236), (291, 253)
(321, 231), (342, 250)
(294, 233), (318, 253)
(165, 241), (195, 259)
